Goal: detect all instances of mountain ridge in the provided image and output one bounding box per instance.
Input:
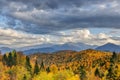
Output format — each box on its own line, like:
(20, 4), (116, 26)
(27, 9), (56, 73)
(96, 43), (120, 52)
(0, 47), (13, 54)
(0, 42), (120, 54)
(23, 42), (97, 54)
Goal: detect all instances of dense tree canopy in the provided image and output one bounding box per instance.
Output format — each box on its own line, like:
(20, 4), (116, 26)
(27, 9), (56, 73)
(0, 49), (120, 80)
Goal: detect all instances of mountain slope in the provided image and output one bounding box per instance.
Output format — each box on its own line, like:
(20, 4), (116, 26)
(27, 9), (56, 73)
(29, 49), (112, 67)
(96, 43), (120, 52)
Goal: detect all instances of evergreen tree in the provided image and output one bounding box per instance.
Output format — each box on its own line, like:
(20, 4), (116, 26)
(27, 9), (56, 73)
(107, 52), (118, 79)
(2, 54), (8, 65)
(95, 68), (104, 78)
(95, 68), (100, 77)
(25, 56), (32, 72)
(46, 66), (50, 73)
(106, 64), (118, 80)
(40, 60), (45, 71)
(110, 52), (117, 64)
(13, 50), (17, 65)
(79, 66), (87, 80)
(34, 60), (40, 75)
(8, 52), (13, 67)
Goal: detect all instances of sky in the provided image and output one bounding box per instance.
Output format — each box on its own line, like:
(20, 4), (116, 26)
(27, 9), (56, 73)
(0, 0), (120, 48)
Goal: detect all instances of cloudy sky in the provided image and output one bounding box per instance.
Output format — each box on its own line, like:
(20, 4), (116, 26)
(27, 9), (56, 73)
(0, 0), (120, 48)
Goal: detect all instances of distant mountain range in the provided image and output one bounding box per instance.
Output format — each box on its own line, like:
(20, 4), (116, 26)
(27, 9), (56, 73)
(23, 42), (97, 54)
(0, 42), (120, 54)
(0, 47), (13, 54)
(95, 43), (120, 52)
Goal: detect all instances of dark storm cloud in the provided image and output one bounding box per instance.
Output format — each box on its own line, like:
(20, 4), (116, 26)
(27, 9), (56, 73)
(6, 0), (113, 9)
(1, 0), (89, 9)
(0, 0), (120, 34)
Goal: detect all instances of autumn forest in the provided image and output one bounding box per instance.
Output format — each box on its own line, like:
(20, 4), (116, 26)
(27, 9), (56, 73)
(0, 49), (120, 80)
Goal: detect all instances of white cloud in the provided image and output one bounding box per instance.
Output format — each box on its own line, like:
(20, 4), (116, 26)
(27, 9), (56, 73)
(57, 29), (120, 45)
(0, 28), (120, 49)
(0, 28), (51, 48)
(98, 33), (109, 39)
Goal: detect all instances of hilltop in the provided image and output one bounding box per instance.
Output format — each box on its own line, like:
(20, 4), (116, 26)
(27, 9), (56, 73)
(29, 49), (112, 67)
(96, 43), (120, 52)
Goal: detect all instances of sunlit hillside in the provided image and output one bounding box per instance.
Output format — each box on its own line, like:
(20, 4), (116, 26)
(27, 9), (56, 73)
(0, 49), (120, 80)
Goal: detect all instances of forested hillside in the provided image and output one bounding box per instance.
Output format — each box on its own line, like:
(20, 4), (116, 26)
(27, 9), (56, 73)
(0, 49), (120, 80)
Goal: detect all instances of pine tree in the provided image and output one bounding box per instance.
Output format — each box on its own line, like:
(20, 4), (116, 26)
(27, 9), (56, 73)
(25, 56), (32, 72)
(79, 66), (86, 80)
(2, 54), (8, 65)
(13, 50), (17, 65)
(46, 66), (50, 73)
(40, 61), (45, 71)
(8, 52), (13, 67)
(95, 68), (104, 78)
(106, 64), (118, 80)
(107, 52), (118, 79)
(110, 52), (117, 64)
(34, 60), (40, 75)
(95, 68), (100, 76)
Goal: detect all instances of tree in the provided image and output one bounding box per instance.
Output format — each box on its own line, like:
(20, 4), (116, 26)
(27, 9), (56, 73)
(95, 68), (104, 78)
(106, 64), (118, 80)
(8, 52), (13, 67)
(79, 66), (87, 80)
(13, 51), (17, 65)
(110, 52), (117, 64)
(2, 54), (8, 65)
(46, 66), (50, 73)
(95, 68), (99, 76)
(25, 56), (32, 73)
(107, 52), (119, 79)
(112, 52), (117, 59)
(40, 61), (45, 71)
(34, 60), (40, 75)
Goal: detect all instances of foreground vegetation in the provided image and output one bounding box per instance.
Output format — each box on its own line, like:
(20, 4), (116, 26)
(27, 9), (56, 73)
(0, 49), (120, 80)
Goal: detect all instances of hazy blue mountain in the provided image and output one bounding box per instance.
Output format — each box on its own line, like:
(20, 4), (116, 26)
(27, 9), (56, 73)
(23, 42), (97, 54)
(52, 42), (96, 51)
(23, 47), (56, 54)
(0, 47), (13, 54)
(18, 43), (55, 51)
(96, 43), (120, 52)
